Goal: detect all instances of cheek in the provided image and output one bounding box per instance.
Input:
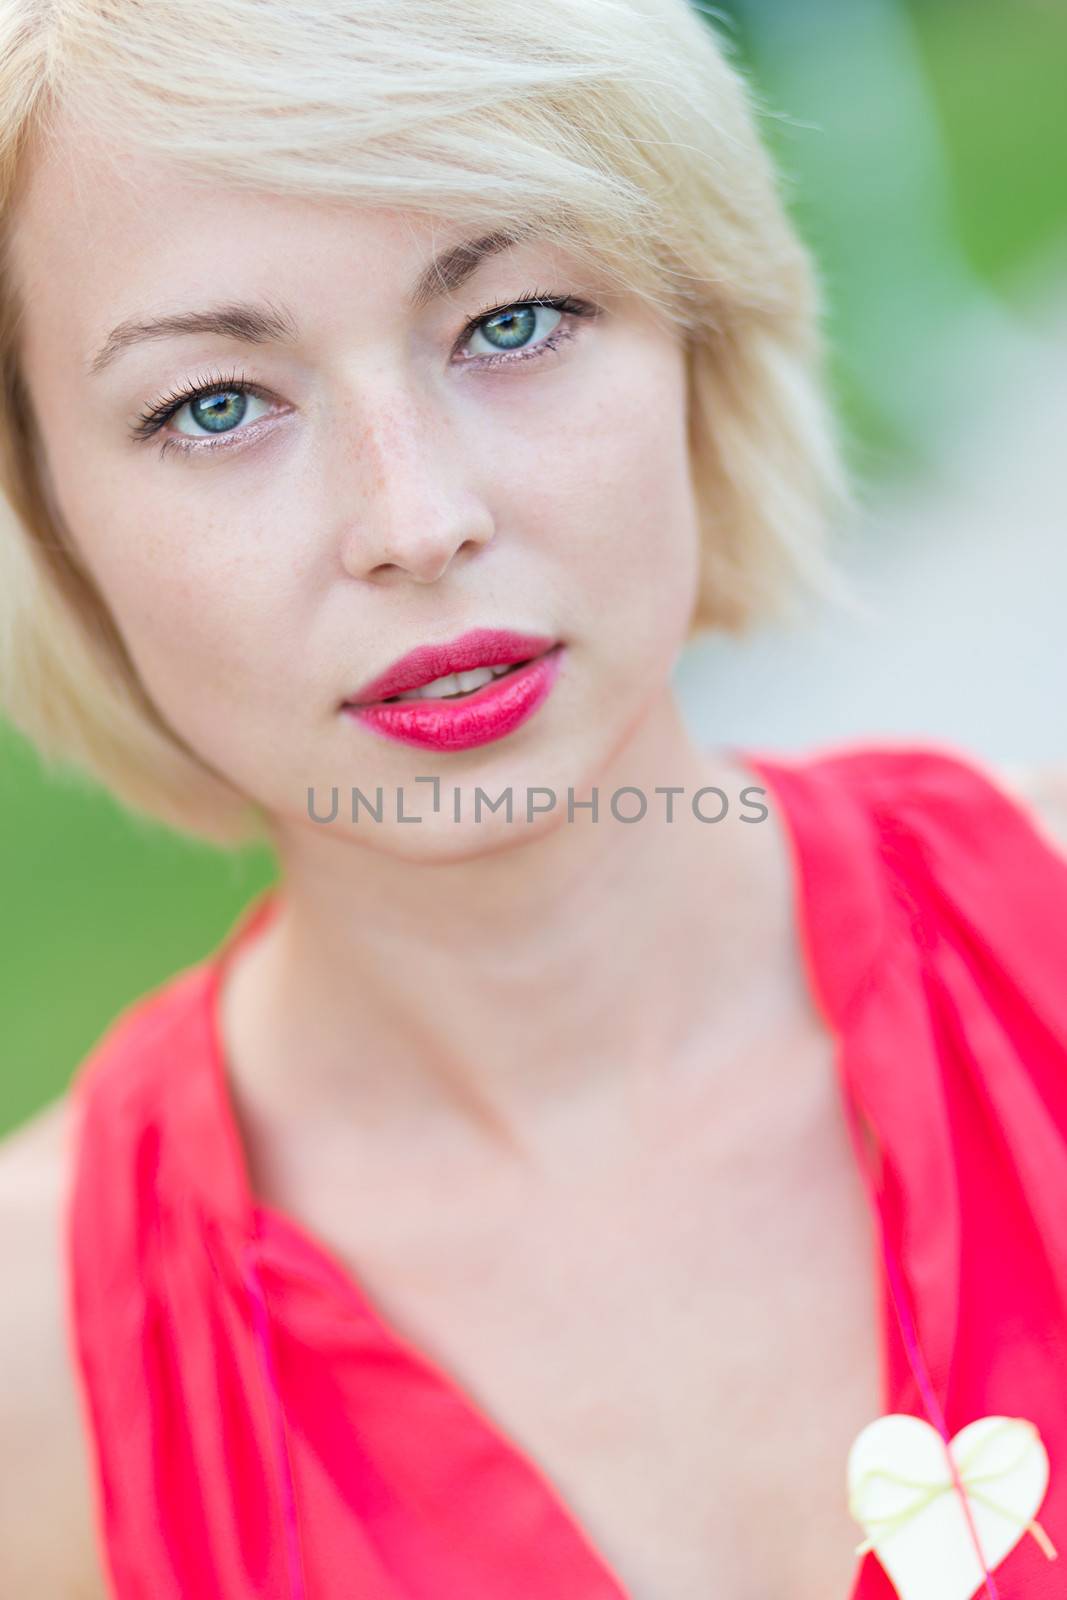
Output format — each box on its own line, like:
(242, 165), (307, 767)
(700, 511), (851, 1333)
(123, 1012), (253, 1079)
(513, 346), (699, 627)
(49, 447), (302, 712)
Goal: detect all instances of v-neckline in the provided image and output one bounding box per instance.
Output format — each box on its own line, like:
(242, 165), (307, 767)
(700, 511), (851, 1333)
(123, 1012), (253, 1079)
(197, 744), (897, 1600)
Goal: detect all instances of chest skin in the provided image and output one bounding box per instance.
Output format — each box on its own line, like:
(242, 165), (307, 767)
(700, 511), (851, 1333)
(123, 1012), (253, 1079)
(241, 1009), (886, 1600)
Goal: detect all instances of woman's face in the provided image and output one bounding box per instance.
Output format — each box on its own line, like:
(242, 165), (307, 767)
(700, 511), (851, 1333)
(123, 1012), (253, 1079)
(12, 116), (703, 860)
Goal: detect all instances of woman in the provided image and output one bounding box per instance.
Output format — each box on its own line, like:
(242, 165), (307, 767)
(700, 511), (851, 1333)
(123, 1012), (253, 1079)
(1, 1), (1065, 1596)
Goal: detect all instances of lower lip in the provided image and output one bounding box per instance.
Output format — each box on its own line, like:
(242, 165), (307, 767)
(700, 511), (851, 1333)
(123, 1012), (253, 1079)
(342, 645), (566, 752)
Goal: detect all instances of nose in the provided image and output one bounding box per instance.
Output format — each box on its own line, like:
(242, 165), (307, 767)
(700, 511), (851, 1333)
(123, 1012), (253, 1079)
(333, 388), (496, 585)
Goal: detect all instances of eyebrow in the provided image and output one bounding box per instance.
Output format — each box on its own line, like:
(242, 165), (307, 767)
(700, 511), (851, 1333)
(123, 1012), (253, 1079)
(86, 229), (522, 378)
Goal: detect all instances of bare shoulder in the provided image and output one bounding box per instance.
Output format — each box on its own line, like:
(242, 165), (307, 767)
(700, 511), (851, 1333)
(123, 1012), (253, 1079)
(0, 1094), (113, 1598)
(990, 762), (1067, 860)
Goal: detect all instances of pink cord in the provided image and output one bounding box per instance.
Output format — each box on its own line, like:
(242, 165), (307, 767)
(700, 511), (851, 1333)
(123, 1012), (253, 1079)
(241, 1238), (308, 1600)
(842, 1085), (1000, 1598)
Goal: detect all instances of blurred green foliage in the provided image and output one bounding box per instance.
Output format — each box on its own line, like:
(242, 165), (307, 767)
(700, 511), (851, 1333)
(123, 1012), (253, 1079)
(906, 0), (1067, 285)
(718, 0), (1067, 294)
(3, 0), (1067, 1135)
(715, 0), (1067, 475)
(0, 725), (274, 1131)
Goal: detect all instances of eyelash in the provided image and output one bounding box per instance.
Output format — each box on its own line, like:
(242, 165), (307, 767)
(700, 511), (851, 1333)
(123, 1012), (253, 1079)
(128, 289), (598, 461)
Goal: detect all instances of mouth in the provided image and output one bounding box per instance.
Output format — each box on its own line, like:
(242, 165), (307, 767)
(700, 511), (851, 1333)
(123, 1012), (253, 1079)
(371, 657), (534, 705)
(340, 641), (566, 752)
(342, 628), (560, 708)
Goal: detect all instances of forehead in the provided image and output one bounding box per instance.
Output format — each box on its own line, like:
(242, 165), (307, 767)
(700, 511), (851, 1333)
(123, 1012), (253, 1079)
(17, 117), (419, 277)
(9, 137), (422, 348)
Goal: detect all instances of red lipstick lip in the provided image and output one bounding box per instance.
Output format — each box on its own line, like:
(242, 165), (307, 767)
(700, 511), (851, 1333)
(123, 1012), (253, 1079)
(342, 645), (565, 752)
(344, 628), (559, 707)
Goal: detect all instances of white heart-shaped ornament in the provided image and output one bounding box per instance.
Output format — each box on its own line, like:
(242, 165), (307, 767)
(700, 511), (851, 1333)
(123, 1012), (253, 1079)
(847, 1413), (1054, 1600)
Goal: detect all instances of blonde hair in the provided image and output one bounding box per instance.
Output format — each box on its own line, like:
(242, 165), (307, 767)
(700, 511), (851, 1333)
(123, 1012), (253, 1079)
(0, 0), (854, 847)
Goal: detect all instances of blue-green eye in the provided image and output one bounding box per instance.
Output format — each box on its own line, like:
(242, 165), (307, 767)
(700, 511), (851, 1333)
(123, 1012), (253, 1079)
(130, 365), (274, 451)
(465, 302), (558, 356)
(175, 387), (271, 438)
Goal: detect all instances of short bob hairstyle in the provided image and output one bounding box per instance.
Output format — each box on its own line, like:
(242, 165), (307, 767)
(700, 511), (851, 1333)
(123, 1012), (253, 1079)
(0, 0), (853, 848)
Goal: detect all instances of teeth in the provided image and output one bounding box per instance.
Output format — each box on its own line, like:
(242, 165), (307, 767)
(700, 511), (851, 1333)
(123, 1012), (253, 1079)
(391, 662), (517, 702)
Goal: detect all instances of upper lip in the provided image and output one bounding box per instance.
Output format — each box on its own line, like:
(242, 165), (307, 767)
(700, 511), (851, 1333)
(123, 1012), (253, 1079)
(344, 628), (559, 706)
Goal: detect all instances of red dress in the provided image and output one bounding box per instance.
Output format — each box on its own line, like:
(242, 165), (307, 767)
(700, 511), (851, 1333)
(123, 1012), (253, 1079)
(64, 740), (1067, 1599)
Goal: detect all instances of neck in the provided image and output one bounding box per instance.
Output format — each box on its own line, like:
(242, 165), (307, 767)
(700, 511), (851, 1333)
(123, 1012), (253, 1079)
(226, 690), (796, 1156)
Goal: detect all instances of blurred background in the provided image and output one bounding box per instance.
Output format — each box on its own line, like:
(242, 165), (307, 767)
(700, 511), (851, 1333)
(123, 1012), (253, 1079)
(679, 0), (1067, 764)
(3, 0), (1066, 1133)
